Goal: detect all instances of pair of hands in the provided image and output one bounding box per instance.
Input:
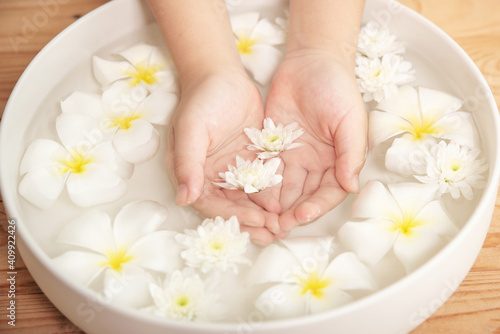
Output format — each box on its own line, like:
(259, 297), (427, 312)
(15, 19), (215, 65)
(166, 50), (367, 245)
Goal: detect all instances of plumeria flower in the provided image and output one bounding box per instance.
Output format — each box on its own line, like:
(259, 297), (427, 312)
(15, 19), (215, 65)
(248, 237), (376, 319)
(230, 12), (286, 85)
(145, 268), (226, 322)
(338, 181), (458, 273)
(413, 141), (488, 200)
(52, 201), (183, 308)
(213, 156), (282, 193)
(93, 43), (178, 94)
(355, 53), (415, 103)
(369, 86), (479, 176)
(175, 216), (251, 274)
(60, 89), (177, 163)
(244, 118), (304, 159)
(18, 113), (133, 209)
(358, 21), (405, 59)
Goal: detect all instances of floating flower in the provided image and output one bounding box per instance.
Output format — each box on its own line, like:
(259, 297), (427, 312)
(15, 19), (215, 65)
(357, 21), (405, 59)
(369, 86), (479, 176)
(60, 89), (177, 163)
(93, 43), (178, 94)
(145, 268), (225, 322)
(244, 118), (304, 159)
(175, 216), (251, 274)
(230, 12), (286, 85)
(338, 181), (458, 273)
(413, 141), (488, 200)
(51, 201), (182, 308)
(18, 112), (133, 209)
(355, 53), (415, 103)
(248, 237), (376, 319)
(213, 156), (282, 193)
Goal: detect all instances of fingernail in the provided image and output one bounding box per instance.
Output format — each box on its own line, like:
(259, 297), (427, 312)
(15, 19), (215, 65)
(176, 184), (190, 206)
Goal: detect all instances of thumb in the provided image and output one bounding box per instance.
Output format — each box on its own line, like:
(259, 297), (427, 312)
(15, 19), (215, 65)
(167, 120), (209, 206)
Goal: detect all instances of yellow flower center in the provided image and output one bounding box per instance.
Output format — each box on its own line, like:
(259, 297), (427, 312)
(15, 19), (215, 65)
(176, 295), (190, 307)
(236, 35), (257, 54)
(126, 64), (159, 86)
(392, 213), (421, 236)
(58, 151), (94, 175)
(108, 114), (142, 130)
(449, 161), (461, 172)
(299, 271), (331, 298)
(102, 248), (133, 272)
(404, 114), (441, 141)
(209, 240), (224, 251)
(267, 134), (281, 143)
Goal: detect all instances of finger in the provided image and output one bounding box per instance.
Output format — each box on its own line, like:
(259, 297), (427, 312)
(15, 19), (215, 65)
(170, 118), (209, 206)
(279, 163), (307, 212)
(294, 168), (348, 225)
(333, 104), (367, 194)
(248, 187), (281, 214)
(240, 226), (275, 246)
(302, 170), (323, 196)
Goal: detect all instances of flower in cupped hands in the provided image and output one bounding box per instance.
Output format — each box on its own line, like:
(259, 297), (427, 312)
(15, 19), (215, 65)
(369, 86), (479, 176)
(413, 141), (488, 200)
(93, 43), (178, 94)
(60, 89), (177, 163)
(175, 216), (251, 274)
(52, 201), (183, 308)
(230, 12), (286, 85)
(338, 181), (458, 273)
(145, 268), (226, 322)
(355, 53), (415, 103)
(244, 118), (304, 159)
(18, 113), (133, 209)
(213, 156), (282, 193)
(248, 237), (376, 319)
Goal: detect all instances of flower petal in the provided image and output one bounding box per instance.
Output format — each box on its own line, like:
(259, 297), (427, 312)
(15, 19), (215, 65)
(387, 182), (438, 217)
(56, 113), (102, 152)
(52, 251), (107, 286)
(61, 91), (106, 120)
(118, 43), (158, 67)
(351, 180), (400, 219)
(240, 44), (283, 85)
(113, 119), (160, 163)
(230, 12), (260, 37)
(368, 110), (413, 149)
(149, 69), (178, 93)
(280, 236), (334, 275)
(102, 265), (153, 308)
(414, 201), (458, 237)
(254, 283), (306, 319)
(19, 139), (64, 175)
(101, 80), (147, 114)
(57, 210), (114, 253)
(375, 86), (420, 120)
(129, 231), (183, 273)
(18, 167), (66, 210)
(322, 252), (376, 291)
(113, 200), (168, 249)
(90, 141), (134, 180)
(250, 18), (286, 45)
(433, 111), (479, 148)
(247, 244), (298, 285)
(385, 135), (436, 176)
(338, 218), (397, 266)
(418, 86), (463, 119)
(138, 90), (178, 125)
(66, 163), (127, 207)
(92, 56), (133, 87)
(308, 287), (353, 314)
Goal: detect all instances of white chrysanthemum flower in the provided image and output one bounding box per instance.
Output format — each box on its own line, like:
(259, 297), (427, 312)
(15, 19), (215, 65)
(213, 156), (282, 193)
(413, 141), (488, 200)
(51, 201), (183, 308)
(358, 21), (405, 59)
(146, 268), (225, 322)
(244, 118), (304, 159)
(248, 237), (376, 319)
(339, 181), (458, 273)
(175, 216), (251, 274)
(355, 53), (415, 103)
(230, 12), (286, 85)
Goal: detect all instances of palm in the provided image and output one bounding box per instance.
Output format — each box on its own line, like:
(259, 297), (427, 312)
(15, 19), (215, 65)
(265, 51), (367, 231)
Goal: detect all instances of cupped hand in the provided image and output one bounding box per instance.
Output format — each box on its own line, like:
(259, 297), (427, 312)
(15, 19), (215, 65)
(166, 68), (280, 245)
(265, 49), (367, 233)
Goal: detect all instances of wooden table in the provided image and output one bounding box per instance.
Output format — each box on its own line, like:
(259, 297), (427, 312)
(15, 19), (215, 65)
(0, 0), (499, 333)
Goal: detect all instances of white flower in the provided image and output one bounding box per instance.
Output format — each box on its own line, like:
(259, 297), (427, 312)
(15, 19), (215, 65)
(60, 89), (177, 163)
(369, 86), (479, 176)
(413, 141), (488, 200)
(146, 268), (225, 322)
(18, 112), (133, 209)
(175, 216), (251, 274)
(230, 12), (286, 85)
(51, 201), (183, 308)
(274, 9), (289, 33)
(338, 181), (458, 273)
(93, 43), (178, 94)
(244, 118), (304, 159)
(355, 53), (415, 103)
(248, 237), (376, 319)
(358, 21), (405, 59)
(213, 156), (282, 193)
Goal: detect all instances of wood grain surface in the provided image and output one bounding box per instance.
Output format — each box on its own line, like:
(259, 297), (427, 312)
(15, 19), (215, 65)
(0, 0), (499, 333)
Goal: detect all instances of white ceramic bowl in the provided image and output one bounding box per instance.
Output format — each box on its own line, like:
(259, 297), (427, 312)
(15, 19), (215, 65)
(1, 0), (499, 333)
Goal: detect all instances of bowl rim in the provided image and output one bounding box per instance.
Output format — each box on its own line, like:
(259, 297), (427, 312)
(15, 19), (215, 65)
(1, 0), (499, 331)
